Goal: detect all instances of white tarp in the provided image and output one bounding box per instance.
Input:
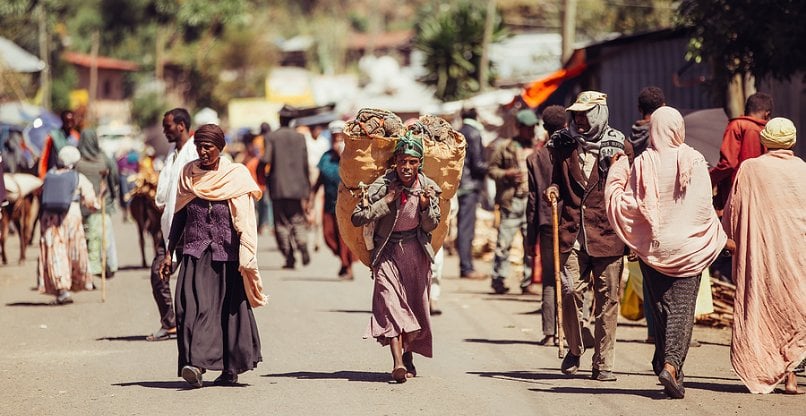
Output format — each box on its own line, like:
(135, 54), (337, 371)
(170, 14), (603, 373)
(0, 36), (45, 73)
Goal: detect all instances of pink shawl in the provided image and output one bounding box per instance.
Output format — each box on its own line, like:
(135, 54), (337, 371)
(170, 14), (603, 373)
(175, 157), (268, 308)
(605, 106), (726, 277)
(723, 150), (806, 393)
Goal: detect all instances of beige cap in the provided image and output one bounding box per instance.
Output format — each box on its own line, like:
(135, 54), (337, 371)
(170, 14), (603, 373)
(567, 91), (608, 112)
(760, 117), (797, 149)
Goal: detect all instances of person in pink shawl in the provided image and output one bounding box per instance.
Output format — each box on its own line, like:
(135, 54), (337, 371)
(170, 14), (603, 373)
(722, 117), (806, 395)
(605, 106), (728, 399)
(160, 124), (267, 388)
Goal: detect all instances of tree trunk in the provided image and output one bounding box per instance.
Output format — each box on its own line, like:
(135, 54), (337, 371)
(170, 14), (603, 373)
(478, 0), (496, 92)
(155, 26), (165, 82)
(88, 30), (100, 125)
(38, 4), (51, 110)
(561, 0), (577, 64)
(724, 72), (756, 119)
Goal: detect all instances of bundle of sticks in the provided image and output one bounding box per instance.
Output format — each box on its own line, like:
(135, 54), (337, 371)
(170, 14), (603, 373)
(696, 278), (735, 327)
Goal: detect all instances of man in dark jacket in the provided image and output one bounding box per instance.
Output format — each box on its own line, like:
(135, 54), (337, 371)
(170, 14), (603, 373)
(628, 86), (665, 156)
(263, 106), (311, 269)
(525, 105), (566, 345)
(456, 108), (488, 280)
(545, 91), (633, 382)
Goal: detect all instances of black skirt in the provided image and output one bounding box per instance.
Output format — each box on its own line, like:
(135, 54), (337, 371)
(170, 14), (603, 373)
(175, 248), (262, 376)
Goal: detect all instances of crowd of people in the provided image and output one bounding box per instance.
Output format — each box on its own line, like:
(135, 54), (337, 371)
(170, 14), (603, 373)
(17, 88), (804, 395)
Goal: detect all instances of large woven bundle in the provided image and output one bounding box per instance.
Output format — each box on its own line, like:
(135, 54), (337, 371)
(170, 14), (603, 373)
(336, 110), (466, 267)
(3, 173), (43, 202)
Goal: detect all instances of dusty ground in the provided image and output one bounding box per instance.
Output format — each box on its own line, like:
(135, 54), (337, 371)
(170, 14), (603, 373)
(0, 214), (802, 415)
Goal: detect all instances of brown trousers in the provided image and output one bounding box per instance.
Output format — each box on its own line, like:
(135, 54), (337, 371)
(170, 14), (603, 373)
(560, 247), (623, 372)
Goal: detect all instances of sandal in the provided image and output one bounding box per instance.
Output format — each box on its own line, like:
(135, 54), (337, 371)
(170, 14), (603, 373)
(403, 352), (416, 378)
(391, 365), (407, 383)
(181, 365), (203, 388)
(213, 371), (239, 386)
(146, 327), (176, 342)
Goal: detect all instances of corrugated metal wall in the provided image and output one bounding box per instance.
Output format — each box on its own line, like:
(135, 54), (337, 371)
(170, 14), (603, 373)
(547, 31), (804, 158)
(595, 36), (716, 135)
(761, 73), (806, 157)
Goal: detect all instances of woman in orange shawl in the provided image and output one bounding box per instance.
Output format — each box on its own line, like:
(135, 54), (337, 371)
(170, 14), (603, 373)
(160, 124), (267, 388)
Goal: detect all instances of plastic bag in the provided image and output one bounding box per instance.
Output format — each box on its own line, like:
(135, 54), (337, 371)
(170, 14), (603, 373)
(620, 273), (644, 321)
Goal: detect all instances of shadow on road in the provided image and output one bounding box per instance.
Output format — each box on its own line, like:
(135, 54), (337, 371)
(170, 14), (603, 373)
(529, 386), (665, 399)
(468, 370), (574, 383)
(696, 340), (730, 347)
(96, 335), (152, 342)
(325, 309), (372, 314)
(518, 308), (542, 315)
(5, 301), (55, 307)
(264, 370), (388, 383)
(281, 277), (343, 282)
(480, 296), (539, 303)
(464, 338), (544, 346)
(684, 381), (750, 394)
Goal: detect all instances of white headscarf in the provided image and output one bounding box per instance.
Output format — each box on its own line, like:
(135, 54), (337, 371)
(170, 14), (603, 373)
(58, 145), (81, 169)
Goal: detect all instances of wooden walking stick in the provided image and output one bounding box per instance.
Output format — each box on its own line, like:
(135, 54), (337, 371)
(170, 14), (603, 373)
(550, 193), (565, 358)
(99, 170), (108, 303)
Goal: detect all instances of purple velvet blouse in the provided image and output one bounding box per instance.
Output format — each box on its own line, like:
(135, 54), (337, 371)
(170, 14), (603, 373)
(168, 198), (239, 262)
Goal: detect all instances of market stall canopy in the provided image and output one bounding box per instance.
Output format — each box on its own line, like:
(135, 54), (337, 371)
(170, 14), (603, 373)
(0, 36), (45, 73)
(0, 101), (60, 154)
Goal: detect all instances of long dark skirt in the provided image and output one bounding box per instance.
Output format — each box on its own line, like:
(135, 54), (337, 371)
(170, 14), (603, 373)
(639, 260), (700, 376)
(175, 249), (262, 376)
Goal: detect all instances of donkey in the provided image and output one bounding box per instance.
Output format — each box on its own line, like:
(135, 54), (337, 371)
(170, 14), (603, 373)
(127, 185), (162, 268)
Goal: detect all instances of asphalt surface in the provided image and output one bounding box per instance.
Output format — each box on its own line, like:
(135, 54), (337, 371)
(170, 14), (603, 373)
(0, 213), (802, 415)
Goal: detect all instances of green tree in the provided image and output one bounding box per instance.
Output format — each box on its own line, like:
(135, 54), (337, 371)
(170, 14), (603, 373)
(414, 1), (507, 101)
(677, 0), (806, 117)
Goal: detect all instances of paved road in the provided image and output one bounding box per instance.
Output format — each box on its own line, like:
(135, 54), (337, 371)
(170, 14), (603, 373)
(0, 214), (802, 415)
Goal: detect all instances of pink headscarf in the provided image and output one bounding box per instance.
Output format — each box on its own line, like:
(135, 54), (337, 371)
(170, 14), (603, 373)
(605, 106), (726, 277)
(636, 106), (698, 233)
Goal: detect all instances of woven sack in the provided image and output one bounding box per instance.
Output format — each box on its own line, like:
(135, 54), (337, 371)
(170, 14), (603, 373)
(336, 131), (465, 267)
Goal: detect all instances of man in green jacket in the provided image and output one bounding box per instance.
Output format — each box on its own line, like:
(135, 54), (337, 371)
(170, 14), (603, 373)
(488, 109), (540, 295)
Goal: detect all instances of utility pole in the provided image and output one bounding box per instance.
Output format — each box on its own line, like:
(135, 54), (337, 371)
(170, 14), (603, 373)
(478, 0), (496, 92)
(38, 3), (51, 110)
(561, 0), (577, 64)
(88, 30), (100, 125)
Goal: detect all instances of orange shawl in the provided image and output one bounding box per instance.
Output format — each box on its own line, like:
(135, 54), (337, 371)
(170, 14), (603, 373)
(175, 157), (268, 307)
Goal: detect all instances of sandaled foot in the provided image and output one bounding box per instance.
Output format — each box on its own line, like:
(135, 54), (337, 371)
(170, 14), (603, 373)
(537, 335), (557, 346)
(392, 365), (407, 383)
(403, 352), (416, 378)
(784, 372), (803, 394)
(213, 371), (239, 386)
(659, 366), (685, 399)
(146, 327), (176, 342)
(181, 365), (204, 388)
(56, 291), (74, 305)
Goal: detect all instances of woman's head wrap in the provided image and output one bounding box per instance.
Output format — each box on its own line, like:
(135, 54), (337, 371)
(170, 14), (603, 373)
(58, 145), (81, 169)
(194, 123), (226, 150)
(394, 131), (424, 160)
(392, 130), (425, 172)
(77, 129), (103, 162)
(760, 117), (797, 150)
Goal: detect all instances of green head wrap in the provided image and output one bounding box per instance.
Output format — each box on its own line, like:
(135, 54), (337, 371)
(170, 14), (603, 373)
(393, 131), (425, 170)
